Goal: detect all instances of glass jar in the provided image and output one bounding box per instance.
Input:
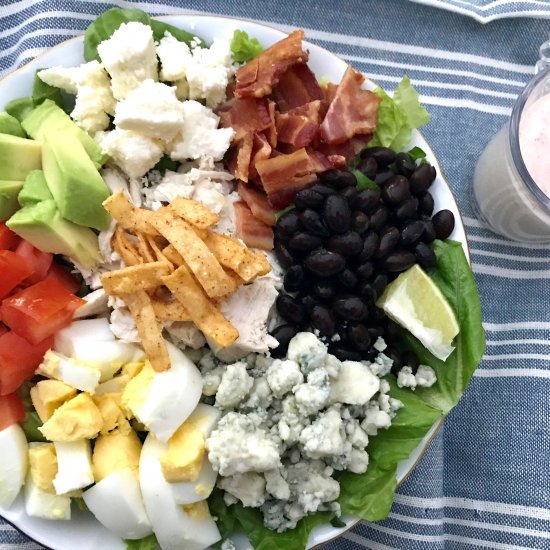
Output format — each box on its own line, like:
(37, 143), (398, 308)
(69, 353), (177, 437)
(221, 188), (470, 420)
(472, 67), (550, 243)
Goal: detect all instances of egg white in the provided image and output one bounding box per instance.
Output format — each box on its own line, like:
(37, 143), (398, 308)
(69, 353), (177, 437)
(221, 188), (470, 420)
(0, 424), (28, 508)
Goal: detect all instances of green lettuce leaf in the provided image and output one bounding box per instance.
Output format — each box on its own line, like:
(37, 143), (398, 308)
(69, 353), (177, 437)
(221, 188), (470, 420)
(230, 30), (264, 63)
(19, 411), (46, 442)
(353, 169), (380, 191)
(124, 533), (158, 550)
(370, 76), (430, 151)
(31, 69), (63, 108)
(84, 8), (201, 63)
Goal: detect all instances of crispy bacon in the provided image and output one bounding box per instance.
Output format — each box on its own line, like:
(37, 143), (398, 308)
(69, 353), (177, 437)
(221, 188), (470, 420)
(219, 98), (273, 142)
(234, 133), (254, 182)
(234, 201), (274, 250)
(249, 133), (272, 180)
(266, 174), (318, 210)
(266, 101), (278, 147)
(319, 67), (381, 144)
(276, 100), (321, 148)
(272, 63), (324, 111)
(235, 30), (308, 99)
(238, 181), (276, 226)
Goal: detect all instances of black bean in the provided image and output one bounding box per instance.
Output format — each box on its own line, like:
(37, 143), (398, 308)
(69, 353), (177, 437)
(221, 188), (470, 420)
(382, 175), (411, 205)
(327, 231), (363, 257)
(374, 169), (395, 186)
(421, 218), (436, 243)
(333, 296), (368, 321)
(409, 164), (436, 195)
(432, 209), (455, 240)
(372, 274), (388, 297)
(383, 250), (416, 272)
(329, 344), (363, 362)
(358, 232), (379, 261)
(367, 325), (384, 341)
(270, 324), (298, 358)
(288, 232), (323, 253)
(415, 242), (437, 268)
(294, 189), (324, 210)
(401, 220), (425, 246)
(276, 294), (306, 324)
(321, 169), (357, 188)
(384, 319), (402, 344)
(395, 152), (416, 177)
(359, 282), (377, 304)
(356, 261), (374, 280)
(283, 265), (306, 293)
(300, 294), (321, 313)
(340, 186), (358, 204)
(347, 323), (372, 351)
(370, 205), (390, 231)
(324, 195), (351, 234)
(299, 209), (331, 237)
(274, 242), (295, 269)
(305, 249), (346, 277)
(337, 269), (358, 289)
(418, 192), (434, 216)
(312, 279), (335, 301)
(360, 146), (397, 167)
(310, 183), (336, 196)
(276, 209), (301, 236)
(395, 197), (419, 222)
(357, 188), (381, 214)
(377, 226), (401, 258)
(402, 350), (419, 373)
(357, 156), (378, 179)
(389, 350), (404, 376)
(311, 305), (336, 336)
(352, 211), (370, 233)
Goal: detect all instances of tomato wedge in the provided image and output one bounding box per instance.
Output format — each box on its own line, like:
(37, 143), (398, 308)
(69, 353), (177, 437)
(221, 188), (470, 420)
(45, 263), (81, 295)
(15, 240), (53, 285)
(0, 223), (20, 250)
(1, 279), (85, 345)
(0, 392), (25, 431)
(0, 250), (34, 300)
(0, 331), (53, 395)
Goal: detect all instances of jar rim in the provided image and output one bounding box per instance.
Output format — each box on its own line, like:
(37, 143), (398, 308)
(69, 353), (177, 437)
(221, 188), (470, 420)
(509, 67), (550, 211)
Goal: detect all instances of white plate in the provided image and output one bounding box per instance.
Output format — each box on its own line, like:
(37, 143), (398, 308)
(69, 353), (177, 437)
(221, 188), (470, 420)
(0, 14), (468, 550)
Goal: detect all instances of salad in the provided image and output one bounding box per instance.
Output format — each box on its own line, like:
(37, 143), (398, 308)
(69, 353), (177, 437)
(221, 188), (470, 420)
(0, 8), (485, 550)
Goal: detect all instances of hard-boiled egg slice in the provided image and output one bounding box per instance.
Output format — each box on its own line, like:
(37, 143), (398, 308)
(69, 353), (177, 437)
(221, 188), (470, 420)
(82, 468), (152, 540)
(53, 440), (94, 494)
(37, 350), (101, 393)
(0, 424), (28, 508)
(171, 455), (218, 505)
(56, 318), (115, 344)
(24, 472), (71, 520)
(140, 433), (221, 550)
(123, 342), (202, 442)
(186, 404), (222, 438)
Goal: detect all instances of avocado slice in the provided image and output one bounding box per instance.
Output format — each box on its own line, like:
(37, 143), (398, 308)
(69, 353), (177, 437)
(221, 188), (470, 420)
(5, 97), (34, 122)
(22, 99), (106, 169)
(0, 180), (24, 221)
(0, 113), (26, 138)
(18, 170), (53, 206)
(42, 134), (110, 231)
(7, 200), (101, 268)
(0, 134), (41, 181)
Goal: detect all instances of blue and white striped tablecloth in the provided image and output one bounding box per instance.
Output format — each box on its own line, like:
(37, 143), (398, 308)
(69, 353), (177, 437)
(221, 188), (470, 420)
(1, 1), (550, 549)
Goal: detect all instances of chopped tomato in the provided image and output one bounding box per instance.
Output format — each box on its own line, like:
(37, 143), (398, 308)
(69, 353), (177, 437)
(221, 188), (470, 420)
(1, 279), (85, 345)
(0, 392), (25, 430)
(0, 331), (53, 395)
(45, 263), (81, 294)
(0, 250), (34, 300)
(15, 241), (53, 284)
(0, 223), (20, 250)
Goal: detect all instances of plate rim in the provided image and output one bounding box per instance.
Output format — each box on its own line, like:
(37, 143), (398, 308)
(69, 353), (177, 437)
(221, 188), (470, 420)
(0, 11), (469, 549)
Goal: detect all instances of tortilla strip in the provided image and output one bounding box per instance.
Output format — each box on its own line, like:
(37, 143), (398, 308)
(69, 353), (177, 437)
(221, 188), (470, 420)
(123, 290), (170, 372)
(151, 297), (191, 321)
(203, 232), (246, 271)
(101, 262), (172, 296)
(103, 190), (159, 236)
(145, 235), (171, 265)
(112, 227), (141, 266)
(254, 252), (271, 276)
(162, 265), (238, 348)
(136, 233), (157, 263)
(168, 196), (221, 229)
(148, 211), (234, 299)
(162, 244), (185, 267)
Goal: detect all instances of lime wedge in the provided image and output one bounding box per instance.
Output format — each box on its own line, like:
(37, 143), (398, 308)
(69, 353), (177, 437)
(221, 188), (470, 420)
(376, 264), (459, 361)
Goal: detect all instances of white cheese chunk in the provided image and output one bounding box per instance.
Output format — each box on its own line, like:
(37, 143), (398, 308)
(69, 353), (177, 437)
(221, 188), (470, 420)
(156, 32), (192, 81)
(329, 361), (381, 405)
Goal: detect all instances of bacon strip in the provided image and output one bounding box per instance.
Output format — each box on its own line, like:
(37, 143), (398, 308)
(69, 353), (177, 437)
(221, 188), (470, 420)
(272, 63), (324, 111)
(234, 133), (254, 182)
(234, 201), (274, 250)
(319, 67), (381, 144)
(238, 181), (276, 226)
(218, 98), (272, 142)
(249, 133), (272, 180)
(235, 30), (308, 99)
(276, 100), (321, 148)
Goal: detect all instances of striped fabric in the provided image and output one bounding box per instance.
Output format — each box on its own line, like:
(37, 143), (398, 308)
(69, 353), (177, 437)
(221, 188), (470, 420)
(0, 0), (549, 549)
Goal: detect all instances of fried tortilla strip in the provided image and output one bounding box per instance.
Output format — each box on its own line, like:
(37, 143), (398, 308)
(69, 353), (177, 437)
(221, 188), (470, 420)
(254, 252), (271, 276)
(123, 290), (170, 372)
(136, 233), (157, 263)
(103, 190), (159, 236)
(151, 297), (191, 321)
(148, 211), (234, 299)
(168, 196), (221, 229)
(145, 235), (171, 265)
(162, 265), (238, 348)
(112, 227), (141, 266)
(203, 232), (246, 272)
(101, 262), (173, 296)
(162, 244), (185, 267)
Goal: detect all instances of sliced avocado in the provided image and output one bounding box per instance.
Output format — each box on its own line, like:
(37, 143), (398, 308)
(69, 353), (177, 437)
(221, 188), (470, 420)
(0, 112), (26, 138)
(0, 134), (41, 181)
(18, 170), (53, 206)
(22, 99), (107, 169)
(0, 180), (24, 220)
(42, 134), (110, 231)
(7, 200), (101, 268)
(4, 97), (34, 122)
